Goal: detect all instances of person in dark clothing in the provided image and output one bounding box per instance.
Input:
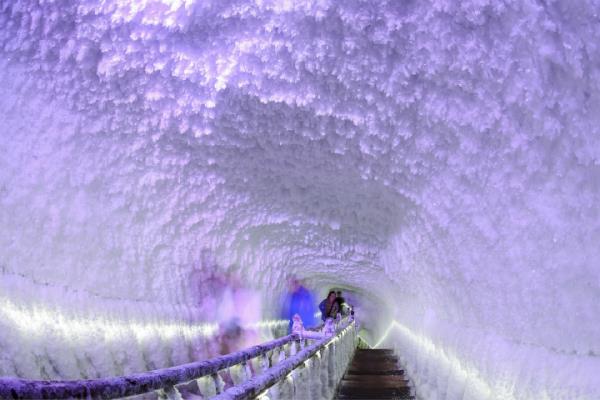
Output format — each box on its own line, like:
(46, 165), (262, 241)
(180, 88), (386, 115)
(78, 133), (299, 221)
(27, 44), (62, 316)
(319, 291), (340, 321)
(336, 290), (349, 316)
(335, 290), (351, 317)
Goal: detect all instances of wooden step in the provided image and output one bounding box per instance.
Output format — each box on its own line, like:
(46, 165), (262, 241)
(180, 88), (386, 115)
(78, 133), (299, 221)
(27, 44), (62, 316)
(336, 348), (413, 399)
(337, 394), (414, 400)
(351, 356), (398, 363)
(351, 355), (398, 362)
(340, 375), (408, 387)
(337, 387), (412, 399)
(355, 349), (394, 353)
(338, 386), (410, 397)
(339, 380), (410, 389)
(341, 375), (408, 383)
(350, 361), (399, 369)
(354, 353), (398, 359)
(346, 369), (404, 376)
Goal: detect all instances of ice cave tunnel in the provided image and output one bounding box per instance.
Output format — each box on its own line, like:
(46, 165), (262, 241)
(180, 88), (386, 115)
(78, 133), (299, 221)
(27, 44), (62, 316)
(1, 0), (599, 399)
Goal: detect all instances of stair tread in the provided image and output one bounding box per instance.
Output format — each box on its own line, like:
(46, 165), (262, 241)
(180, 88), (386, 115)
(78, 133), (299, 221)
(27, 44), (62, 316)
(342, 375), (408, 383)
(336, 395), (414, 400)
(356, 349), (394, 352)
(338, 389), (412, 399)
(340, 380), (410, 388)
(336, 349), (413, 400)
(346, 370), (404, 375)
(350, 361), (399, 368)
(339, 387), (411, 394)
(352, 356), (398, 361)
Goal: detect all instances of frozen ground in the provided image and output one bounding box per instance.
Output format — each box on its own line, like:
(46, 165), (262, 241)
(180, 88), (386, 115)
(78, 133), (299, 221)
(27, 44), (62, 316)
(0, 0), (599, 398)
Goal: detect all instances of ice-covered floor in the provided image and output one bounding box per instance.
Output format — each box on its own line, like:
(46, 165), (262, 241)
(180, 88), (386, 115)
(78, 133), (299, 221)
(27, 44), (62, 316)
(0, 1), (599, 398)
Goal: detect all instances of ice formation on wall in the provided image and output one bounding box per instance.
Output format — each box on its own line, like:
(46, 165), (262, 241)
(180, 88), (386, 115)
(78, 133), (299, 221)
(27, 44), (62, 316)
(0, 0), (599, 398)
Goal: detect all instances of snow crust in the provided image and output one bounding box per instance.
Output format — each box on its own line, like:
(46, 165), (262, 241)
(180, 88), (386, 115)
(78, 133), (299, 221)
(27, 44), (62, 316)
(1, 0), (600, 398)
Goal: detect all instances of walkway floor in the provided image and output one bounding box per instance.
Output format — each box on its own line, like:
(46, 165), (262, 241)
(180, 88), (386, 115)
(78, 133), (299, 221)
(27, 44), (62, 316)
(335, 348), (414, 399)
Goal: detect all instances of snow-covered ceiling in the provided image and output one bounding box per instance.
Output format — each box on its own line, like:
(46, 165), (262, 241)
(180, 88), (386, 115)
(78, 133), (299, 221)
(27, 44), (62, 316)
(1, 0), (599, 397)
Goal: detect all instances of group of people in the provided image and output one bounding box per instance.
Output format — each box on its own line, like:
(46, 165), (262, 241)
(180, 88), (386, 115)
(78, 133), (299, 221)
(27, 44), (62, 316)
(319, 290), (352, 321)
(282, 279), (354, 332)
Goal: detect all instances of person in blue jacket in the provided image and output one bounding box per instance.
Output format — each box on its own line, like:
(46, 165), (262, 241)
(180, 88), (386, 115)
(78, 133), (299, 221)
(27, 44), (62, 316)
(282, 279), (317, 332)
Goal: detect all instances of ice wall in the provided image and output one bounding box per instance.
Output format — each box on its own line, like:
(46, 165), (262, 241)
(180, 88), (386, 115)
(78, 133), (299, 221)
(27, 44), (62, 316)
(0, 0), (599, 397)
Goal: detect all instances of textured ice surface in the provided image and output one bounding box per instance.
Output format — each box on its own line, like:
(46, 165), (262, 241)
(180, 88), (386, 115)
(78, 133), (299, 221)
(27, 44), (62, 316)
(1, 0), (599, 398)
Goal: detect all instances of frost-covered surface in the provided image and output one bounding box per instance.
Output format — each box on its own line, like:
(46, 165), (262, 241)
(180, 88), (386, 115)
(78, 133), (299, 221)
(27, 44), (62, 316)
(0, 322), (355, 400)
(218, 321), (356, 400)
(0, 333), (299, 399)
(385, 320), (599, 400)
(1, 0), (600, 398)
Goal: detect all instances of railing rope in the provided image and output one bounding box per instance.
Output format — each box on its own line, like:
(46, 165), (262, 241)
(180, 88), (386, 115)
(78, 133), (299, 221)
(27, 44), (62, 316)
(212, 318), (355, 400)
(0, 316), (356, 400)
(0, 332), (298, 399)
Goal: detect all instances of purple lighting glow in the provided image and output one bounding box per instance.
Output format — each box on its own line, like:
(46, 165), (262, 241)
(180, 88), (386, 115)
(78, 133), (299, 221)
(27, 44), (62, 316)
(1, 0), (599, 398)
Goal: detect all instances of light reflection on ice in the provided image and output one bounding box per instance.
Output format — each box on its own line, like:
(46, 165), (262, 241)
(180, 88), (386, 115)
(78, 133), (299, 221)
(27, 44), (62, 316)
(0, 297), (218, 341)
(0, 297), (290, 343)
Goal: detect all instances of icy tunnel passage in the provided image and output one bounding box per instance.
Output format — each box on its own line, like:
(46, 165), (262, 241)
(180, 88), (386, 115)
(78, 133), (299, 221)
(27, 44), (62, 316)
(1, 0), (600, 399)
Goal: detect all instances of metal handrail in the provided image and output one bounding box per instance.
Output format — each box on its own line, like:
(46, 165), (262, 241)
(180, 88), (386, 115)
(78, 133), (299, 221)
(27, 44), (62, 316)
(0, 333), (298, 399)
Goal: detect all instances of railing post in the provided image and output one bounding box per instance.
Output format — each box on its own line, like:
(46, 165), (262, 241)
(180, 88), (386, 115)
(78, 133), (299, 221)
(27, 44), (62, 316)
(261, 352), (270, 372)
(278, 346), (286, 363)
(157, 385), (183, 400)
(291, 314), (303, 336)
(310, 348), (322, 399)
(326, 340), (337, 398)
(212, 372), (225, 394)
(242, 361), (252, 381)
(290, 339), (298, 356)
(324, 318), (335, 336)
(197, 375), (217, 398)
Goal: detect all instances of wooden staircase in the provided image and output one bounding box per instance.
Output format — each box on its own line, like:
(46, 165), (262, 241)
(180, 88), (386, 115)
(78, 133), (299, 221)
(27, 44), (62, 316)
(336, 348), (414, 399)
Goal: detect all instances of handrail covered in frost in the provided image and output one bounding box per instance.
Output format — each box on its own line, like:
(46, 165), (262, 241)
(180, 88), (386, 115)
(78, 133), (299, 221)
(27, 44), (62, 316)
(0, 334), (296, 399)
(0, 317), (355, 399)
(214, 317), (355, 400)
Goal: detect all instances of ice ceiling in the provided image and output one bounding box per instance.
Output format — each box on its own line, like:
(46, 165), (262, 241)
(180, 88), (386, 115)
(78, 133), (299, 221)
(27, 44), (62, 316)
(1, 0), (600, 398)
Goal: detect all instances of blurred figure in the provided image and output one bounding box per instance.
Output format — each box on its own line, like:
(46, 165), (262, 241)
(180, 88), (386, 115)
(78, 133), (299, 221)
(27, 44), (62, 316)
(218, 318), (243, 355)
(319, 291), (340, 321)
(281, 279), (317, 332)
(230, 274), (261, 348)
(216, 271), (262, 351)
(189, 258), (262, 358)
